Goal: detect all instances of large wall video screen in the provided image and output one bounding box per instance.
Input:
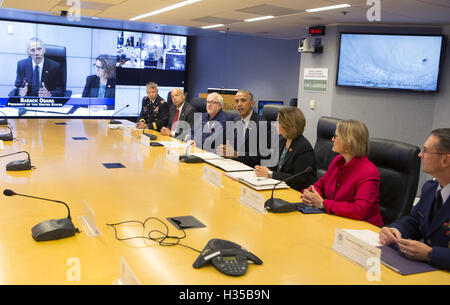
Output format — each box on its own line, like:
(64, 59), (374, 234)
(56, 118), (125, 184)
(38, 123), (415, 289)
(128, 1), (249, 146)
(0, 20), (187, 117)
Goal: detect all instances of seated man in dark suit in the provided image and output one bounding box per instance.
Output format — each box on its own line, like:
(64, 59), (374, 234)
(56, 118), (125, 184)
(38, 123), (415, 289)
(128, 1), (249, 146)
(190, 92), (227, 152)
(160, 88), (195, 140)
(136, 82), (169, 131)
(10, 37), (64, 97)
(379, 128), (450, 271)
(216, 90), (271, 168)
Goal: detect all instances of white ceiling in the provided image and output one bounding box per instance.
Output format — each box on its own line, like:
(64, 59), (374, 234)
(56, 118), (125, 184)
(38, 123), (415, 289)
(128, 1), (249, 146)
(1, 0), (450, 38)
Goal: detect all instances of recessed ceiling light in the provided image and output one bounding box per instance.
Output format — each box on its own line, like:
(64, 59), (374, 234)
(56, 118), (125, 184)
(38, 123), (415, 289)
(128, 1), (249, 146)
(244, 15), (274, 22)
(306, 4), (351, 13)
(130, 0), (201, 21)
(201, 24), (224, 29)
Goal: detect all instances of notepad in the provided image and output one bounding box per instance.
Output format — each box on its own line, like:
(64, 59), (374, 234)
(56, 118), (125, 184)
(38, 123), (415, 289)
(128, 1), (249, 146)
(380, 244), (438, 275)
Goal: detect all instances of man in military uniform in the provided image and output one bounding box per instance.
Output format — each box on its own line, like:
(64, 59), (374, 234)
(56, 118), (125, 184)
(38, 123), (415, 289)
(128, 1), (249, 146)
(136, 82), (169, 131)
(379, 128), (450, 271)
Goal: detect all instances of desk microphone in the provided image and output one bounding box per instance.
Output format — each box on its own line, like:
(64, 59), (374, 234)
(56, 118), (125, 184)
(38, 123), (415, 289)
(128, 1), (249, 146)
(3, 189), (80, 241)
(142, 127), (157, 140)
(0, 151), (34, 171)
(265, 167), (313, 213)
(109, 104), (129, 124)
(179, 141), (203, 163)
(0, 126), (13, 141)
(0, 111), (8, 125)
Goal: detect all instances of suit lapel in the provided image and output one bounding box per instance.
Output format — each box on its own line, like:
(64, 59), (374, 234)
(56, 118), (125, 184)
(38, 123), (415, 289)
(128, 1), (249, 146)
(244, 112), (258, 143)
(428, 196), (450, 236)
(281, 137), (296, 170)
(41, 59), (50, 85)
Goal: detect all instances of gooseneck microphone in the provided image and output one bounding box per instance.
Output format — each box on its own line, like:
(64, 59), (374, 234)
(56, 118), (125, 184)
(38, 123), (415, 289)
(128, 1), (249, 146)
(109, 104), (130, 124)
(179, 141), (203, 163)
(0, 150), (33, 171)
(0, 110), (8, 125)
(0, 126), (13, 141)
(265, 166), (313, 213)
(3, 189), (79, 241)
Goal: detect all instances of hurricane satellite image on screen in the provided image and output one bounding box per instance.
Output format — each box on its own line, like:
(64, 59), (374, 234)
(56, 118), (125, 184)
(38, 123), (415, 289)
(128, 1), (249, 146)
(337, 34), (443, 91)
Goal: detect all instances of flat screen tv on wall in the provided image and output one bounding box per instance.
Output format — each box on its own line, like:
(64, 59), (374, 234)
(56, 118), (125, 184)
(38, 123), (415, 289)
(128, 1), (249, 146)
(336, 33), (445, 92)
(0, 19), (188, 118)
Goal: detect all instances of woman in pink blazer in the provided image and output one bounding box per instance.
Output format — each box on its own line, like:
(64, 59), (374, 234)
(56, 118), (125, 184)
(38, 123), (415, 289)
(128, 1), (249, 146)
(302, 120), (383, 226)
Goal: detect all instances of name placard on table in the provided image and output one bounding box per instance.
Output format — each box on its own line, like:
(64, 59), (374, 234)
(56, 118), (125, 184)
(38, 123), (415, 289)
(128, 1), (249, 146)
(332, 228), (381, 270)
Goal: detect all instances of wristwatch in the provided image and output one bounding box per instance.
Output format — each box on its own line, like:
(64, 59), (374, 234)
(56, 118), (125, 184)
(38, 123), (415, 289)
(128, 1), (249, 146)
(268, 170), (273, 178)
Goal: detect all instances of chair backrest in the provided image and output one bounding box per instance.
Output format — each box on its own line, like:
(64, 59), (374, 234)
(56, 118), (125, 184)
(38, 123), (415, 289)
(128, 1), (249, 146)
(166, 91), (173, 105)
(314, 116), (342, 178)
(44, 44), (67, 95)
(225, 110), (240, 122)
(289, 98), (298, 107)
(262, 104), (284, 122)
(191, 97), (206, 113)
(368, 138), (421, 225)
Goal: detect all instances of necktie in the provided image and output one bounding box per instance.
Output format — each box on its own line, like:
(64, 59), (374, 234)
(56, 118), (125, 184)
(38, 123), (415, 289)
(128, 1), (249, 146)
(32, 65), (40, 96)
(171, 109), (180, 131)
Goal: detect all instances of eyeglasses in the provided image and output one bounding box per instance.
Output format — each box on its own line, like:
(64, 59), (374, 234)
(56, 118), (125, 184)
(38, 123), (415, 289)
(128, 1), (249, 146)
(206, 100), (220, 105)
(93, 64), (103, 69)
(420, 147), (448, 155)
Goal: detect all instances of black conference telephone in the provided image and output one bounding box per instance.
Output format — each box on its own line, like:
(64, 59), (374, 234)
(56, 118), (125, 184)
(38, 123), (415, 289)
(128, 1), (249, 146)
(193, 239), (262, 276)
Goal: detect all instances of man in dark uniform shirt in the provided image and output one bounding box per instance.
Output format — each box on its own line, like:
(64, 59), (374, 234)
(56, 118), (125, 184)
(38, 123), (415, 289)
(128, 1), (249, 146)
(136, 82), (169, 131)
(379, 128), (450, 271)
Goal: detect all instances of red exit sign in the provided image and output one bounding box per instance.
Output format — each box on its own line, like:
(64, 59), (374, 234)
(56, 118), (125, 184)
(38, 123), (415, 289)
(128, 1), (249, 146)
(308, 26), (325, 36)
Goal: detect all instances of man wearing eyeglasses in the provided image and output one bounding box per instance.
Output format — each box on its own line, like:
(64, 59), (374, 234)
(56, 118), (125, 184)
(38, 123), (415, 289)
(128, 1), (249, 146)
(189, 92), (227, 152)
(379, 128), (450, 271)
(10, 37), (64, 97)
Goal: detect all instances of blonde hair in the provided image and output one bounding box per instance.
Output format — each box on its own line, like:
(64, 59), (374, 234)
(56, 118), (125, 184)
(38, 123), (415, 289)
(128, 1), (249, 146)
(336, 120), (369, 157)
(278, 107), (305, 139)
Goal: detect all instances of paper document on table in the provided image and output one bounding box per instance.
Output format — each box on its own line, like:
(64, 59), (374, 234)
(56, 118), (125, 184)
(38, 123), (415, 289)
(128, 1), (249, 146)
(225, 171), (288, 190)
(342, 229), (382, 247)
(156, 141), (187, 149)
(205, 158), (253, 172)
(189, 152), (223, 160)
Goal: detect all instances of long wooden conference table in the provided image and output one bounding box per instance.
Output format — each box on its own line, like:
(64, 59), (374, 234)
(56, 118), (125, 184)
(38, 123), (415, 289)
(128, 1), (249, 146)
(0, 119), (448, 285)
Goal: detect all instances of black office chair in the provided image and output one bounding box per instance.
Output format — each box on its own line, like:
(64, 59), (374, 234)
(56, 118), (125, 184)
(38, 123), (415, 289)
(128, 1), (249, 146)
(368, 138), (421, 225)
(167, 91), (188, 106)
(314, 116), (342, 178)
(191, 97), (206, 113)
(262, 104), (284, 122)
(44, 44), (69, 97)
(225, 110), (240, 121)
(289, 98), (298, 107)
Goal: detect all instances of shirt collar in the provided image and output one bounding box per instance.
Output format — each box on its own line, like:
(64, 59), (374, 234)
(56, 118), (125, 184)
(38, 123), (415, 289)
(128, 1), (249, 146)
(177, 102), (184, 112)
(32, 59), (44, 71)
(242, 111), (253, 125)
(437, 183), (450, 205)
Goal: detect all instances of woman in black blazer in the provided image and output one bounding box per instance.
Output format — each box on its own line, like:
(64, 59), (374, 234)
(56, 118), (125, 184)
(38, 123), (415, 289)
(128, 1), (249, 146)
(254, 107), (317, 191)
(82, 54), (116, 99)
